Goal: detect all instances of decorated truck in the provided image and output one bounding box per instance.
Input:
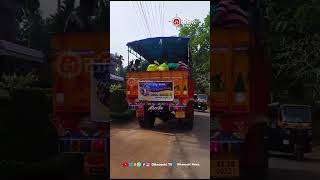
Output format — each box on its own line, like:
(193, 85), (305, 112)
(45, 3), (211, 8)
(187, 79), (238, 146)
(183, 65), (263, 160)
(210, 0), (270, 179)
(50, 32), (110, 177)
(126, 36), (195, 130)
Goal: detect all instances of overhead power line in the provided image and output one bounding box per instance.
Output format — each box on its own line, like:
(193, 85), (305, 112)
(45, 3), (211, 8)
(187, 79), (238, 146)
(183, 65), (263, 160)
(137, 1), (151, 37)
(132, 1), (147, 37)
(161, 2), (165, 36)
(139, 1), (152, 37)
(144, 1), (154, 36)
(150, 1), (159, 36)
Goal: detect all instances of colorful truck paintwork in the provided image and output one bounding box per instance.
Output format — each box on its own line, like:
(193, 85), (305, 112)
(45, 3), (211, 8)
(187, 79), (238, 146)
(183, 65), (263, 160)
(211, 25), (270, 178)
(50, 32), (110, 177)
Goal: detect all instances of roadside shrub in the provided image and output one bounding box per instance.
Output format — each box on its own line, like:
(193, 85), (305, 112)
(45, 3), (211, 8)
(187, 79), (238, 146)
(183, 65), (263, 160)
(109, 88), (128, 113)
(3, 87), (57, 162)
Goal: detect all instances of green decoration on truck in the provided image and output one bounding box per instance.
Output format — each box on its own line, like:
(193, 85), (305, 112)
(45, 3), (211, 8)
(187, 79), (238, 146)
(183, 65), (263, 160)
(212, 72), (225, 92)
(234, 73), (246, 92)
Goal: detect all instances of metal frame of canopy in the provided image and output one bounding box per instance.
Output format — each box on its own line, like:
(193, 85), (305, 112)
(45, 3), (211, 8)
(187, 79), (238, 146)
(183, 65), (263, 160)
(126, 36), (192, 70)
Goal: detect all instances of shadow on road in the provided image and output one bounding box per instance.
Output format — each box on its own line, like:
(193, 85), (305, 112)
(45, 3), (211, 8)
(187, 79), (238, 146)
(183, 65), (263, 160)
(269, 152), (320, 163)
(269, 168), (320, 180)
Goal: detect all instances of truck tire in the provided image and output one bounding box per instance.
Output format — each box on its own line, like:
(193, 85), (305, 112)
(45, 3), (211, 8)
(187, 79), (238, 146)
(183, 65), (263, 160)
(184, 102), (194, 130)
(242, 124), (269, 180)
(138, 118), (146, 128)
(139, 111), (155, 129)
(295, 147), (304, 161)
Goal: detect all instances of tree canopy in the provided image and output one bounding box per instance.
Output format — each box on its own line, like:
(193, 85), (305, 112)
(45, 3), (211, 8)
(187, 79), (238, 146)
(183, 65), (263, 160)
(179, 14), (210, 94)
(265, 0), (320, 102)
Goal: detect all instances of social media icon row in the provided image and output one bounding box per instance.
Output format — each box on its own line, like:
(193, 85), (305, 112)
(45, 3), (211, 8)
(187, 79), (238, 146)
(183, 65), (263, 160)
(122, 162), (151, 167)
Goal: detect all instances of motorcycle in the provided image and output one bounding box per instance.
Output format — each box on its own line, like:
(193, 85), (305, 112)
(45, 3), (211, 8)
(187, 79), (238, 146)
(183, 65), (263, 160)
(194, 94), (208, 112)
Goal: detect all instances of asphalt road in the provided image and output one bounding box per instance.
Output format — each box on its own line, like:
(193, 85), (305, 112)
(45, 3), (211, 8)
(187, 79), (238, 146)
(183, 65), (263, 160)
(110, 111), (210, 179)
(268, 148), (320, 180)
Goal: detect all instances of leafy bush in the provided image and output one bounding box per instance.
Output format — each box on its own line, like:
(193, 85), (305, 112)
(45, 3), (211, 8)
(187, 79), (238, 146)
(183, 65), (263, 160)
(0, 72), (38, 93)
(0, 72), (57, 162)
(109, 85), (128, 113)
(3, 88), (57, 162)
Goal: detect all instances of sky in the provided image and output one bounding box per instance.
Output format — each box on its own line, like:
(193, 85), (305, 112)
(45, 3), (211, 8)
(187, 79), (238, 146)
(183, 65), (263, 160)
(110, 1), (210, 66)
(39, 0), (57, 18)
(38, 1), (210, 66)
(39, 0), (80, 18)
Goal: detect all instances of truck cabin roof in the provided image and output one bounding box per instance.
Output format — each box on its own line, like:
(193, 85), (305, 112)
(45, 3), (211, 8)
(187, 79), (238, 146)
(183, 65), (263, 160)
(268, 103), (311, 110)
(126, 36), (190, 64)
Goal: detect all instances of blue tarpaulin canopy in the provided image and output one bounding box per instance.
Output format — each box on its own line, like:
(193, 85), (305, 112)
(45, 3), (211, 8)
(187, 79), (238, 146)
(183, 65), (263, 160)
(126, 36), (190, 63)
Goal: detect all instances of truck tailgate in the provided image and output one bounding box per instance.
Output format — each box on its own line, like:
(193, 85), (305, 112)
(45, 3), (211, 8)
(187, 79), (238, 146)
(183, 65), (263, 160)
(126, 70), (191, 98)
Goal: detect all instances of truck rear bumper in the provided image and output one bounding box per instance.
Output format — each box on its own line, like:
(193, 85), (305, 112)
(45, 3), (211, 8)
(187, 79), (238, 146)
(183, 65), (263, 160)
(211, 134), (244, 178)
(128, 103), (186, 111)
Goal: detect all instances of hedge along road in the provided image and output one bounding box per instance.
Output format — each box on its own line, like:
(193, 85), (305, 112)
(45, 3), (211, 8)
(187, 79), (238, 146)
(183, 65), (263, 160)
(110, 111), (210, 179)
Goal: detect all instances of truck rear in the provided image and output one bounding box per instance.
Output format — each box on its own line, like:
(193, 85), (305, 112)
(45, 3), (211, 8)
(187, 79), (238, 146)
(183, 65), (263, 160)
(126, 37), (195, 130)
(50, 32), (110, 177)
(210, 1), (271, 178)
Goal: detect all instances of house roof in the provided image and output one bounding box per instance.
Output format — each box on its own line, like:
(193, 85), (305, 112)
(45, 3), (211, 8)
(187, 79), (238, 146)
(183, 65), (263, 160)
(0, 40), (44, 63)
(110, 74), (124, 82)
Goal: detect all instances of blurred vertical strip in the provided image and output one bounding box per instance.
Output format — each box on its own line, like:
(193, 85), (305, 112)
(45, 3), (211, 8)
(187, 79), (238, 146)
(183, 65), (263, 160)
(0, 0), (23, 41)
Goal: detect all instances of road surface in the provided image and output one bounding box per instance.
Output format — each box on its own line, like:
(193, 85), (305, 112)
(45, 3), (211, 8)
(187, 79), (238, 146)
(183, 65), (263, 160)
(268, 147), (320, 180)
(110, 112), (210, 179)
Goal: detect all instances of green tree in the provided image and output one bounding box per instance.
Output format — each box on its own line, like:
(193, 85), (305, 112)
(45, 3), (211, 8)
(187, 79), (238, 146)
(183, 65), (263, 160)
(265, 0), (320, 102)
(179, 14), (210, 93)
(111, 53), (125, 77)
(46, 0), (108, 33)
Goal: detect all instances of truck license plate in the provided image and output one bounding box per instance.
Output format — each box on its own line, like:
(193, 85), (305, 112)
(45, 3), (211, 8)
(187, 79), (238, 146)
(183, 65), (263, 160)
(283, 139), (289, 145)
(212, 160), (239, 178)
(175, 111), (185, 118)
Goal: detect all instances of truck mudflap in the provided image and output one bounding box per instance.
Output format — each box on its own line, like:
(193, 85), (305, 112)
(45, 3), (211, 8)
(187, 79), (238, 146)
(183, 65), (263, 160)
(211, 132), (244, 178)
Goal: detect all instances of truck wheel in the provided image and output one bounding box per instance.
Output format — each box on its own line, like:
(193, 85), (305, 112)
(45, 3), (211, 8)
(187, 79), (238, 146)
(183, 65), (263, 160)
(184, 103), (194, 130)
(295, 147), (304, 161)
(243, 124), (269, 180)
(138, 118), (146, 128)
(138, 111), (155, 129)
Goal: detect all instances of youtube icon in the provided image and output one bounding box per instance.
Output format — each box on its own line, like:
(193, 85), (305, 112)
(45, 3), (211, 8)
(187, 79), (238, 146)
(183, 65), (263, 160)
(122, 162), (129, 167)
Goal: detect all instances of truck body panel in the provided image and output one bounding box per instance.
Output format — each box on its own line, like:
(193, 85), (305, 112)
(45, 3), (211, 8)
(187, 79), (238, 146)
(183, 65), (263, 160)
(127, 70), (193, 102)
(211, 26), (270, 178)
(50, 32), (110, 177)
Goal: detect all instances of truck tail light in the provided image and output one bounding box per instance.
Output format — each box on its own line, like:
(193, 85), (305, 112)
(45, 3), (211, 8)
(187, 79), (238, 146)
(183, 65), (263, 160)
(183, 90), (188, 96)
(56, 93), (64, 105)
(85, 154), (105, 164)
(128, 98), (135, 104)
(211, 142), (222, 153)
(91, 139), (105, 152)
